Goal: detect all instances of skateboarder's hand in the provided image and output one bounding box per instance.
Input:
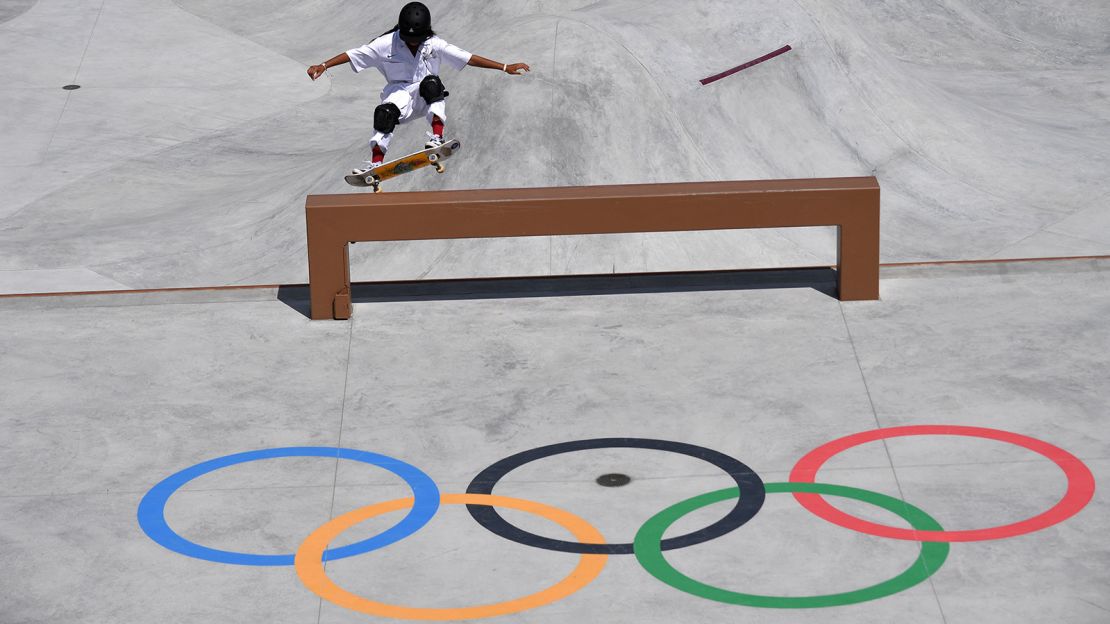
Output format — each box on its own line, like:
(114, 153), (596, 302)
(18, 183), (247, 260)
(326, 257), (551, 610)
(505, 63), (530, 76)
(307, 64), (327, 81)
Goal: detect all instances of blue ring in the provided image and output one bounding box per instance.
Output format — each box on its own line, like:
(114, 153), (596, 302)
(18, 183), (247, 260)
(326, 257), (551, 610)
(137, 447), (439, 566)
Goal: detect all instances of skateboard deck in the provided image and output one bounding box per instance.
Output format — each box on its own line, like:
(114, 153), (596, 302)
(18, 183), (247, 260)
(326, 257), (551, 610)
(344, 138), (462, 192)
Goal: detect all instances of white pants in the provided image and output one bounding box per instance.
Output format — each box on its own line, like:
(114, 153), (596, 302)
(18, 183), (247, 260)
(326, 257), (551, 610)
(369, 83), (447, 152)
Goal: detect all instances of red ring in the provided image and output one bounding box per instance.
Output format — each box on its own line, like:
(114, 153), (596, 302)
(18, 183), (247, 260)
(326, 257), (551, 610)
(789, 425), (1096, 542)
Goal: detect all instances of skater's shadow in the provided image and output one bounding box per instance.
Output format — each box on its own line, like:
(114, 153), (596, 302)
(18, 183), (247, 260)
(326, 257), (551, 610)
(277, 267), (840, 320)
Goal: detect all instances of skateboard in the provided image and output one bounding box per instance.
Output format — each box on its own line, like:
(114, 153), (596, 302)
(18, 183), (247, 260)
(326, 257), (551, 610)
(344, 138), (462, 192)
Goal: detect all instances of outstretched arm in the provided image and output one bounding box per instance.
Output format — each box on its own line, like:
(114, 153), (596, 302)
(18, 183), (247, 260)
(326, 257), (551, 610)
(307, 53), (350, 80)
(468, 54), (530, 75)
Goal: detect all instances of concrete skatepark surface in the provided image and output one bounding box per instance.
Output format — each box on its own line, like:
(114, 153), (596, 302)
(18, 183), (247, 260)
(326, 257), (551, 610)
(1, 0), (1108, 293)
(1, 1), (1108, 623)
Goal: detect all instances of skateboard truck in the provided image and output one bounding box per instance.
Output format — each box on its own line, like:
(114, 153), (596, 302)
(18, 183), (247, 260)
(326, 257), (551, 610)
(428, 152), (445, 173)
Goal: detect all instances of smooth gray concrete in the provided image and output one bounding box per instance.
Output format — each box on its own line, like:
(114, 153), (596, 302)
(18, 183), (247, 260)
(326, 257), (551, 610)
(1, 0), (1108, 294)
(1, 258), (1107, 623)
(1, 2), (1107, 623)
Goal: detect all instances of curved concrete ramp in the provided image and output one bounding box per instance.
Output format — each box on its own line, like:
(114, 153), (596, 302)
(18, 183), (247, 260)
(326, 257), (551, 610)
(1, 0), (1107, 293)
(0, 0), (38, 25)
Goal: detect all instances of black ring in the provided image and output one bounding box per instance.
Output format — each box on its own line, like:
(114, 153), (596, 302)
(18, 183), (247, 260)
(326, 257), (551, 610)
(465, 438), (765, 555)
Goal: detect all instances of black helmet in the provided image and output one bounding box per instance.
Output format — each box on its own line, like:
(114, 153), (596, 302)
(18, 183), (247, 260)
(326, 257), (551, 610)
(398, 2), (432, 39)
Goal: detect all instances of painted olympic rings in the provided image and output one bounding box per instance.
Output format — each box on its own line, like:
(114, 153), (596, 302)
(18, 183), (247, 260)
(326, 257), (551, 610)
(295, 493), (607, 620)
(137, 447), (439, 566)
(138, 427), (1095, 619)
(634, 482), (949, 607)
(465, 438), (765, 554)
(789, 425), (1097, 542)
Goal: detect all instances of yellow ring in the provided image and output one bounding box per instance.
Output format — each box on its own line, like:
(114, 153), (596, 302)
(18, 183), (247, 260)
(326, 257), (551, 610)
(294, 493), (608, 621)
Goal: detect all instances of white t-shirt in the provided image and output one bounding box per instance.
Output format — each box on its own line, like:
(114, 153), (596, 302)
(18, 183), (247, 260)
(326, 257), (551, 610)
(347, 32), (473, 86)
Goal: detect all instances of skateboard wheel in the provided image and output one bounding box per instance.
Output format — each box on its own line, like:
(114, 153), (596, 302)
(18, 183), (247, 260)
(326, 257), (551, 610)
(434, 163), (445, 173)
(450, 141), (460, 150)
(428, 153), (438, 162)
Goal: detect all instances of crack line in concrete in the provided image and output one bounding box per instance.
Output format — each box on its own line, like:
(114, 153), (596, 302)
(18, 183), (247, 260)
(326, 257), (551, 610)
(38, 0), (106, 166)
(317, 315), (356, 624)
(839, 300), (949, 623)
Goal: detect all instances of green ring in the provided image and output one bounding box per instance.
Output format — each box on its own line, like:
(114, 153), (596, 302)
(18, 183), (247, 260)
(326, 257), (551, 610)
(633, 482), (949, 608)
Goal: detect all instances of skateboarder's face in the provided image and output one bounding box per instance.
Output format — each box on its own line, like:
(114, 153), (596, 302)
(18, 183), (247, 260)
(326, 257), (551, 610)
(400, 33), (427, 47)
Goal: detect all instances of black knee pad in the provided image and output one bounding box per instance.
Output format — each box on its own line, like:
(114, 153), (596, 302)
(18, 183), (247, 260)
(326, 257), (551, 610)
(419, 74), (449, 105)
(373, 103), (402, 134)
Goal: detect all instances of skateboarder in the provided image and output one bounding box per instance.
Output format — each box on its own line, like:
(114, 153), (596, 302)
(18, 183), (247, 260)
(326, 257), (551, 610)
(307, 2), (530, 175)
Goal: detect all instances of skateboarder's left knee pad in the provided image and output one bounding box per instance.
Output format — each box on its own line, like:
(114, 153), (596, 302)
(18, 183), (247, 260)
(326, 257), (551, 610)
(419, 74), (449, 105)
(373, 103), (402, 134)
